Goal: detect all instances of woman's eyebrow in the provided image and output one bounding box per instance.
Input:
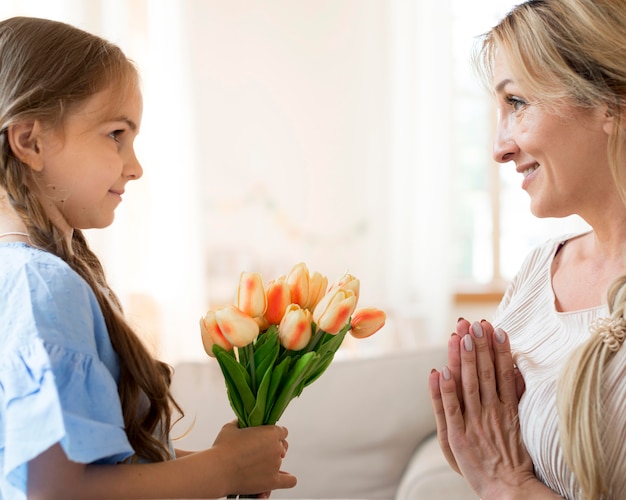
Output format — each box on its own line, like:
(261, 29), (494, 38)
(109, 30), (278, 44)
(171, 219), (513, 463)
(495, 78), (513, 93)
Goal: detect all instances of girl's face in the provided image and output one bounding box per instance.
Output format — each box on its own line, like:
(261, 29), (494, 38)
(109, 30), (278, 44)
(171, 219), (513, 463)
(33, 83), (143, 233)
(492, 51), (614, 219)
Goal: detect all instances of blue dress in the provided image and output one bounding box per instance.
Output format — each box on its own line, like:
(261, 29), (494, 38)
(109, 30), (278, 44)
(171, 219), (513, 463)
(0, 243), (135, 499)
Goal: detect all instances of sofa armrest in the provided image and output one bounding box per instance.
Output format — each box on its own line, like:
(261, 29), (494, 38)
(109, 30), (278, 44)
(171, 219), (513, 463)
(395, 432), (478, 499)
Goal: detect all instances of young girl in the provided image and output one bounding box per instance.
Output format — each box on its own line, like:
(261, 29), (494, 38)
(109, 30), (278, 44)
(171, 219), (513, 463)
(0, 16), (296, 499)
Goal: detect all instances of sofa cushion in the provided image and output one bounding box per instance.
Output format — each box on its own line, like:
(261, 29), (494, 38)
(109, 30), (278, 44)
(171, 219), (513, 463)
(171, 346), (448, 499)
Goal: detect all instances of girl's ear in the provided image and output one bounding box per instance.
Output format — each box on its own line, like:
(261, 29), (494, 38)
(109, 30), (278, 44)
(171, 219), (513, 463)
(6, 120), (45, 171)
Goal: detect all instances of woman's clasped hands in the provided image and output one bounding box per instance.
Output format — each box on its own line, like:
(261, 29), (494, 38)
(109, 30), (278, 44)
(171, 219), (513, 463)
(428, 319), (550, 500)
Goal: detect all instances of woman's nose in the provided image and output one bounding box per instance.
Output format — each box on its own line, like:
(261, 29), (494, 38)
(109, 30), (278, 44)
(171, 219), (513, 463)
(492, 120), (518, 164)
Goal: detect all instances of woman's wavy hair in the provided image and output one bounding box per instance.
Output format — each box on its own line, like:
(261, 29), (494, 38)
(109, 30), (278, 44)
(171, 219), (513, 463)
(0, 16), (182, 462)
(474, 1), (626, 497)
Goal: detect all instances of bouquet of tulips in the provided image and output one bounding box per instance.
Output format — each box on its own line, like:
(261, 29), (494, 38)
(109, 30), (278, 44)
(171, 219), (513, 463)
(199, 262), (386, 428)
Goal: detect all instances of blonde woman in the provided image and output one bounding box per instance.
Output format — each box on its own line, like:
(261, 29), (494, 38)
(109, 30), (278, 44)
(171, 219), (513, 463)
(429, 0), (626, 498)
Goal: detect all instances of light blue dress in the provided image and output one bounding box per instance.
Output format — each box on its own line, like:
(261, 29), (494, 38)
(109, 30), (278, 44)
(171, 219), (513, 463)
(0, 243), (135, 499)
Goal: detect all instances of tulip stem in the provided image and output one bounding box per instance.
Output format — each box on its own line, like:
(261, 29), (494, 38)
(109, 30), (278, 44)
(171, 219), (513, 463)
(304, 326), (325, 354)
(247, 343), (257, 393)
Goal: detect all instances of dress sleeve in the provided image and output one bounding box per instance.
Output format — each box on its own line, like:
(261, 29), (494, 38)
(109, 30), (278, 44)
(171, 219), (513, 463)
(0, 253), (134, 498)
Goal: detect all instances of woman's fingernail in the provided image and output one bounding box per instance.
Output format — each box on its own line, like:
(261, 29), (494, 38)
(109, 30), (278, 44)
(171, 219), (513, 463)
(442, 365), (451, 380)
(463, 334), (473, 351)
(471, 321), (484, 338)
(457, 317), (465, 323)
(495, 328), (506, 344)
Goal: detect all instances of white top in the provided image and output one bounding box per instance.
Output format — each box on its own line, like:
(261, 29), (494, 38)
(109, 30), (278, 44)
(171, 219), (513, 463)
(494, 234), (626, 499)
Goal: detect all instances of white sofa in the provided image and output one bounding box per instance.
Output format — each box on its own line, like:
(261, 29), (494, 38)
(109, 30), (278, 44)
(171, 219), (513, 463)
(170, 346), (477, 499)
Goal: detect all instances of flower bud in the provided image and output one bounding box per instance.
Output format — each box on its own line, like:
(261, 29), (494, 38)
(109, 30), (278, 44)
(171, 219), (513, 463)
(287, 262), (310, 308)
(350, 308), (386, 339)
(279, 304), (313, 350)
(200, 310), (233, 357)
(313, 288), (358, 335)
(237, 272), (267, 318)
(264, 276), (291, 325)
(305, 271), (328, 311)
(215, 305), (260, 347)
(329, 273), (360, 302)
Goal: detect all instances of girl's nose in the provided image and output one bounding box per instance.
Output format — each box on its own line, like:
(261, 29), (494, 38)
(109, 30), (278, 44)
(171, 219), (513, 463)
(125, 151), (143, 180)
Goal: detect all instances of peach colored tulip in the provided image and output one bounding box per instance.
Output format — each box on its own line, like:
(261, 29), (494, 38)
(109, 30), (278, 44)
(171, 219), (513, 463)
(287, 262), (310, 308)
(313, 288), (358, 335)
(200, 310), (233, 357)
(350, 307), (386, 339)
(237, 272), (267, 318)
(215, 305), (260, 347)
(264, 276), (291, 325)
(305, 271), (328, 311)
(279, 304), (313, 350)
(329, 273), (360, 301)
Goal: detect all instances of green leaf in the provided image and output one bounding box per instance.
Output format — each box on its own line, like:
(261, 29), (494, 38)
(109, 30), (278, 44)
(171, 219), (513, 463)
(248, 366), (273, 427)
(214, 346), (256, 420)
(266, 351), (319, 424)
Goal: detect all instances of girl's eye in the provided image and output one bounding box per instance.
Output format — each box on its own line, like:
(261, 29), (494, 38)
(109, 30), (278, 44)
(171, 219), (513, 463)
(504, 95), (527, 112)
(108, 129), (124, 142)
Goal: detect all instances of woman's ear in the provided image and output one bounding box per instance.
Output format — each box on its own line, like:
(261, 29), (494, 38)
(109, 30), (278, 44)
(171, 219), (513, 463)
(6, 120), (45, 171)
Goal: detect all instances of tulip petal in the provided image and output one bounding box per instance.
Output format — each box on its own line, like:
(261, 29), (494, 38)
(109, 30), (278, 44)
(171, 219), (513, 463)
(265, 276), (291, 325)
(200, 311), (233, 356)
(216, 305), (260, 347)
(237, 272), (267, 318)
(350, 307), (386, 339)
(287, 262), (310, 308)
(279, 304), (313, 351)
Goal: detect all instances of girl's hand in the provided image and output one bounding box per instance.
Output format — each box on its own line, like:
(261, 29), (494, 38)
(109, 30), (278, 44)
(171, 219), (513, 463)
(212, 420), (296, 497)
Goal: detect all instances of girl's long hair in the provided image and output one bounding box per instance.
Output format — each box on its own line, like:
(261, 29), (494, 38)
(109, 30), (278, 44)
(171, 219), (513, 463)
(474, 1), (626, 497)
(0, 16), (182, 462)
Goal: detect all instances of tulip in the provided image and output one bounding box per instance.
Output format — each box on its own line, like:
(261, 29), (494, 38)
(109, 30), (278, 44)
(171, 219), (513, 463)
(313, 288), (358, 335)
(237, 272), (267, 318)
(305, 271), (328, 311)
(329, 273), (360, 302)
(279, 304), (313, 350)
(200, 310), (233, 357)
(287, 262), (309, 308)
(350, 307), (386, 339)
(264, 276), (291, 325)
(215, 305), (260, 347)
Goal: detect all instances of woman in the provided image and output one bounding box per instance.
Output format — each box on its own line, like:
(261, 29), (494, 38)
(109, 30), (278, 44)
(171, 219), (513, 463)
(429, 1), (626, 498)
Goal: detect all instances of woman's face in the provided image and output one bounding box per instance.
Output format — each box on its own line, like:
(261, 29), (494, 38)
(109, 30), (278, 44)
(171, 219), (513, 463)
(492, 51), (614, 219)
(32, 83), (143, 233)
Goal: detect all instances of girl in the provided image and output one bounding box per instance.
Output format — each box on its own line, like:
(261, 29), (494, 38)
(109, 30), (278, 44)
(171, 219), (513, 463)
(429, 0), (626, 498)
(0, 16), (296, 499)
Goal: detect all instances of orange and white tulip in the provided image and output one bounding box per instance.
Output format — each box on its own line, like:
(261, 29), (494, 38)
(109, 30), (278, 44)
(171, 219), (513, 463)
(350, 307), (386, 339)
(287, 262), (310, 308)
(200, 310), (234, 357)
(279, 304), (313, 350)
(215, 305), (260, 347)
(264, 276), (291, 325)
(305, 271), (328, 311)
(313, 288), (358, 335)
(329, 273), (360, 301)
(237, 272), (267, 318)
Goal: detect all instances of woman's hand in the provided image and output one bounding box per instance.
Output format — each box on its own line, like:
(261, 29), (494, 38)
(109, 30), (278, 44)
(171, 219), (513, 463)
(429, 320), (524, 473)
(428, 321), (558, 498)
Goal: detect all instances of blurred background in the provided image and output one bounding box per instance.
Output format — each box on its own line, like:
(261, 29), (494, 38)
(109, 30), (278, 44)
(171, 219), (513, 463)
(2, 0), (589, 364)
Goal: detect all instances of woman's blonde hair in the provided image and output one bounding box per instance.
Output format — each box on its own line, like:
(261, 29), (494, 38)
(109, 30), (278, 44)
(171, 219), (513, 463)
(475, 1), (626, 497)
(0, 16), (181, 462)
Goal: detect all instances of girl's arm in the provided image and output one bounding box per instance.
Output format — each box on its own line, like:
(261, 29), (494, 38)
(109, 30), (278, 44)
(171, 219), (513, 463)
(28, 421), (297, 499)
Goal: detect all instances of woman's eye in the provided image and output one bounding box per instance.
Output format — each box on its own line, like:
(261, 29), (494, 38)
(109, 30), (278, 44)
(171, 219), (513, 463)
(505, 95), (527, 112)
